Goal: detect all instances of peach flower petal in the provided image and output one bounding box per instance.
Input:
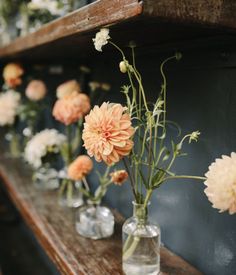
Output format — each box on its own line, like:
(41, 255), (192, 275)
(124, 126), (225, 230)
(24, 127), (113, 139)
(82, 102), (134, 165)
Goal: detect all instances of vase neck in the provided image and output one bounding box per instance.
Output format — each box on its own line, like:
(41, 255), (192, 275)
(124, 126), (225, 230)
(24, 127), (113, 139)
(132, 201), (149, 222)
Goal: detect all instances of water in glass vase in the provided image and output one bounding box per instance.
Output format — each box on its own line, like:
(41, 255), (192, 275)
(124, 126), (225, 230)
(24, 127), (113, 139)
(122, 202), (160, 275)
(76, 204), (114, 239)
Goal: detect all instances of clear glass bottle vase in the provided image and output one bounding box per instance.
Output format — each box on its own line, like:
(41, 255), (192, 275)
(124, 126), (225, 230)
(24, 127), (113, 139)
(33, 163), (59, 190)
(76, 202), (114, 239)
(122, 201), (161, 275)
(58, 169), (83, 208)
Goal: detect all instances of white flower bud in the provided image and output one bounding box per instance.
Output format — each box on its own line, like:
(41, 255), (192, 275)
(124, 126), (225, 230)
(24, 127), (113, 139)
(119, 61), (127, 73)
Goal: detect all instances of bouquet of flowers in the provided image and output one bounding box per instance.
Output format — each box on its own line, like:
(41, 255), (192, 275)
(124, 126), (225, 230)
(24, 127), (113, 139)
(81, 28), (206, 274)
(67, 154), (128, 239)
(0, 63), (24, 156)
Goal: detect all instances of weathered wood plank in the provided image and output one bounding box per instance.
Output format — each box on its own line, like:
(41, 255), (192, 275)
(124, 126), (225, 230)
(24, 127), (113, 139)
(143, 0), (236, 29)
(0, 0), (236, 60)
(0, 156), (202, 275)
(0, 0), (142, 58)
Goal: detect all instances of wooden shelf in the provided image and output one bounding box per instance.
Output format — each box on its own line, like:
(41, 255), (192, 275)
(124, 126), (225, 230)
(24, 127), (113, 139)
(0, 156), (202, 275)
(0, 0), (236, 61)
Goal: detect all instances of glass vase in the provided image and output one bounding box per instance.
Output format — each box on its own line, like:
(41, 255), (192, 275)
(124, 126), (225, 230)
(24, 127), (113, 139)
(76, 203), (114, 239)
(58, 169), (83, 208)
(122, 201), (161, 275)
(33, 163), (59, 190)
(5, 131), (21, 158)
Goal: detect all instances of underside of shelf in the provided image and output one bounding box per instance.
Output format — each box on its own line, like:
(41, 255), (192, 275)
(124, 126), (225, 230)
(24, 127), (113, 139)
(0, 0), (236, 61)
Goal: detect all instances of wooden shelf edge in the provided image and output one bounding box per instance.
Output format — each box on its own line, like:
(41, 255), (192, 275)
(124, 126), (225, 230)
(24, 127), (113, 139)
(143, 0), (236, 29)
(0, 156), (202, 275)
(0, 164), (81, 275)
(0, 0), (143, 58)
(0, 0), (236, 59)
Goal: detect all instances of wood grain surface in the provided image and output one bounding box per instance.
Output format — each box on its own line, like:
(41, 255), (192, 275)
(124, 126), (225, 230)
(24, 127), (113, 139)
(0, 156), (202, 275)
(0, 0), (235, 60)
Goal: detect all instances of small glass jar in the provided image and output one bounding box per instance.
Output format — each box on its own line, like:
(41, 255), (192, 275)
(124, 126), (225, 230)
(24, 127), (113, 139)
(5, 131), (21, 158)
(122, 201), (161, 275)
(76, 203), (114, 239)
(58, 169), (83, 208)
(33, 163), (59, 190)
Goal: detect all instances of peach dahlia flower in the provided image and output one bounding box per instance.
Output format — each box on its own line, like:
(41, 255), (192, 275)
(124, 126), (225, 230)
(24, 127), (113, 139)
(204, 152), (236, 215)
(56, 80), (81, 99)
(25, 80), (47, 101)
(3, 63), (24, 88)
(68, 155), (93, 181)
(110, 170), (128, 185)
(52, 91), (90, 125)
(82, 102), (134, 165)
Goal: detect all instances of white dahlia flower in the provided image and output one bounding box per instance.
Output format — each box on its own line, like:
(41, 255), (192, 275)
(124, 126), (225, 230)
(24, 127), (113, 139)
(92, 28), (110, 52)
(24, 129), (66, 169)
(0, 90), (21, 126)
(204, 152), (236, 214)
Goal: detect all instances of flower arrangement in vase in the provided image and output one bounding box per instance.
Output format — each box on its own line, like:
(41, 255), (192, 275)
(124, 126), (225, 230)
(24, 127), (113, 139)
(52, 79), (91, 207)
(19, 79), (48, 144)
(67, 154), (128, 239)
(0, 63), (24, 157)
(83, 28), (206, 275)
(24, 128), (66, 190)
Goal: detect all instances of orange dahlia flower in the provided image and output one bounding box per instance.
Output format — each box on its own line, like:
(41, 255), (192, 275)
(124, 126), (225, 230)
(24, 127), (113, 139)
(82, 102), (134, 165)
(52, 91), (91, 125)
(68, 155), (93, 181)
(3, 63), (24, 88)
(110, 170), (128, 185)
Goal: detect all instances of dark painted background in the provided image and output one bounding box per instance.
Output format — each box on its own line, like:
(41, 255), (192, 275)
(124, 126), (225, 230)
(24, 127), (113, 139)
(86, 46), (236, 275)
(1, 38), (236, 275)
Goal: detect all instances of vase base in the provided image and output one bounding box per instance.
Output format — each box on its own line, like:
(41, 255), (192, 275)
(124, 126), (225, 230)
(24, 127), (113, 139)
(76, 205), (114, 239)
(59, 197), (84, 208)
(123, 262), (160, 275)
(34, 179), (59, 190)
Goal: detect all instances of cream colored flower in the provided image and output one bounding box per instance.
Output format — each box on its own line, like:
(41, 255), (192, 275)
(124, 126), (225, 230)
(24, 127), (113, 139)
(25, 80), (47, 101)
(56, 80), (81, 99)
(204, 152), (236, 214)
(0, 90), (21, 126)
(24, 129), (66, 168)
(92, 28), (110, 52)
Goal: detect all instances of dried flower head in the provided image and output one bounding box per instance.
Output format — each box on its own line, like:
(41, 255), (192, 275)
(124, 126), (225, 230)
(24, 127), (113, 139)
(82, 102), (134, 165)
(92, 28), (110, 52)
(56, 80), (81, 99)
(204, 152), (236, 214)
(110, 170), (128, 185)
(189, 131), (201, 143)
(68, 155), (93, 181)
(53, 91), (91, 125)
(0, 90), (21, 126)
(3, 63), (24, 88)
(25, 80), (47, 101)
